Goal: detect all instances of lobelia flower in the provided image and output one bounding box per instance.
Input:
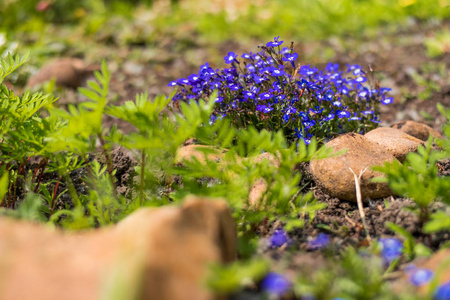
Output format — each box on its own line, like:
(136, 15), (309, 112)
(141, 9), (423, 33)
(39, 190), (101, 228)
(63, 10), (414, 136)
(408, 268), (434, 286)
(261, 272), (291, 296)
(378, 237), (403, 263)
(307, 233), (330, 250)
(434, 280), (450, 300)
(168, 36), (393, 145)
(268, 229), (290, 248)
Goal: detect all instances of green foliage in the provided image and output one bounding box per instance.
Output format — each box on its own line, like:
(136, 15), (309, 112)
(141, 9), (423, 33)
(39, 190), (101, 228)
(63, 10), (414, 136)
(206, 259), (270, 294)
(425, 30), (450, 58)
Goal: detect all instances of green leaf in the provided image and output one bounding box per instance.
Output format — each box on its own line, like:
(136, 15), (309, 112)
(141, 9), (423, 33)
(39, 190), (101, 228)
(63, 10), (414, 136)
(0, 172), (9, 204)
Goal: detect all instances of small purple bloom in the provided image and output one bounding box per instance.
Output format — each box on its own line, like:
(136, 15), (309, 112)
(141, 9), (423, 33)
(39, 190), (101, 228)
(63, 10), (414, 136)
(307, 233), (330, 250)
(434, 280), (450, 300)
(322, 113), (335, 122)
(256, 104), (274, 113)
(379, 237), (403, 263)
(266, 36), (284, 47)
(381, 97), (394, 105)
(282, 52), (299, 68)
(224, 52), (238, 64)
(337, 110), (351, 118)
(261, 272), (291, 296)
(361, 110), (374, 115)
(302, 119), (316, 129)
(167, 80), (178, 87)
(269, 229), (290, 248)
(215, 96), (224, 103)
(333, 100), (342, 107)
(241, 52), (253, 59)
(187, 73), (200, 84)
(259, 92), (273, 100)
(354, 76), (367, 83)
(271, 68), (284, 76)
(177, 78), (190, 85)
(349, 113), (361, 121)
(408, 268), (434, 286)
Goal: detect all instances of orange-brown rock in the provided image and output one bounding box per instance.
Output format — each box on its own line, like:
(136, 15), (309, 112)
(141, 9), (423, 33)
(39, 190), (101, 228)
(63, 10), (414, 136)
(175, 145), (227, 165)
(364, 127), (424, 162)
(27, 58), (99, 89)
(310, 133), (397, 202)
(0, 196), (236, 300)
(392, 248), (450, 295)
(391, 120), (443, 141)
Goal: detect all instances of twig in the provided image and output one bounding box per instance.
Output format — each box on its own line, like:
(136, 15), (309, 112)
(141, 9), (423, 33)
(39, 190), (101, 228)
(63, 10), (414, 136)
(349, 167), (372, 245)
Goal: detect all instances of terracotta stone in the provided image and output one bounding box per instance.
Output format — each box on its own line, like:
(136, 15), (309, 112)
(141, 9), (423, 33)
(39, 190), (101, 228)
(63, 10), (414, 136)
(27, 58), (99, 89)
(0, 196), (236, 300)
(392, 248), (450, 295)
(391, 120), (443, 141)
(175, 145), (227, 165)
(310, 133), (398, 202)
(364, 127), (425, 162)
(248, 178), (268, 207)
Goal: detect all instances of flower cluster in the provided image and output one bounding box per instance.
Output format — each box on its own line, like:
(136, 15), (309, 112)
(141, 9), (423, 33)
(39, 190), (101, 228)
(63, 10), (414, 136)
(169, 37), (393, 144)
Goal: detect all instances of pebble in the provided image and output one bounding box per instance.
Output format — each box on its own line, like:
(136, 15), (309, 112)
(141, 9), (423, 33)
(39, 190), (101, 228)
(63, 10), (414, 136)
(309, 133), (398, 202)
(364, 127), (425, 162)
(391, 120), (443, 141)
(27, 58), (99, 89)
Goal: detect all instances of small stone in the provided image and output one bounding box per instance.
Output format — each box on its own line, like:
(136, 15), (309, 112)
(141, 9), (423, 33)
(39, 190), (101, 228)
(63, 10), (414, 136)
(391, 120), (443, 141)
(27, 58), (100, 89)
(310, 133), (397, 202)
(174, 145), (226, 165)
(0, 196), (236, 300)
(248, 178), (268, 207)
(364, 127), (424, 162)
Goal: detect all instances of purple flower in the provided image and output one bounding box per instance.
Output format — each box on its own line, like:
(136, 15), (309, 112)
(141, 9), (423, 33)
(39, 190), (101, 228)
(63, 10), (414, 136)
(256, 104), (274, 113)
(241, 52), (253, 59)
(408, 268), (434, 286)
(354, 76), (367, 83)
(349, 113), (361, 121)
(224, 52), (238, 64)
(215, 96), (224, 103)
(379, 237), (403, 263)
(188, 73), (200, 84)
(337, 110), (351, 118)
(268, 229), (290, 248)
(271, 68), (284, 77)
(261, 272), (291, 296)
(266, 36), (284, 47)
(259, 92), (273, 100)
(302, 119), (316, 129)
(361, 110), (374, 115)
(282, 52), (299, 68)
(177, 78), (190, 85)
(167, 80), (178, 87)
(307, 233), (330, 250)
(434, 280), (450, 300)
(381, 97), (394, 105)
(322, 113), (335, 122)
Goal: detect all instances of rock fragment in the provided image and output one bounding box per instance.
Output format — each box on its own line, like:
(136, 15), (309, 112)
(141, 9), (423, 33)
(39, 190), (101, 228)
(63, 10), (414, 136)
(310, 133), (397, 202)
(364, 127), (424, 162)
(0, 196), (236, 300)
(27, 58), (99, 89)
(391, 120), (443, 141)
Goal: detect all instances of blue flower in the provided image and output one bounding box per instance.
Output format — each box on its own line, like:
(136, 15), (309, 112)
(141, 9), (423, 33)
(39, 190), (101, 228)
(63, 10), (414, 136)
(307, 233), (330, 250)
(381, 97), (394, 105)
(259, 92), (273, 100)
(224, 52), (238, 64)
(188, 73), (201, 84)
(349, 113), (361, 121)
(256, 104), (274, 113)
(271, 68), (284, 77)
(379, 237), (403, 263)
(241, 52), (253, 59)
(361, 110), (374, 115)
(434, 280), (450, 300)
(177, 78), (190, 85)
(354, 76), (367, 83)
(268, 229), (290, 248)
(167, 80), (178, 87)
(261, 272), (291, 296)
(266, 36), (284, 47)
(282, 52), (298, 68)
(337, 110), (351, 118)
(408, 268), (434, 286)
(215, 96), (224, 103)
(322, 112), (335, 122)
(302, 119), (316, 129)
